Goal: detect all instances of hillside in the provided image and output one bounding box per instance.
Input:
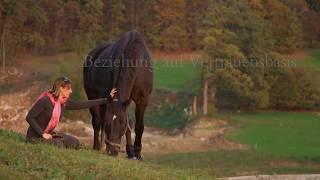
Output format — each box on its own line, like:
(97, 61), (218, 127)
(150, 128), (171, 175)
(0, 130), (210, 179)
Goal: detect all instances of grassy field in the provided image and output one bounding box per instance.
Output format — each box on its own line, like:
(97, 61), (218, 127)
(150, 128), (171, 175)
(153, 59), (201, 93)
(145, 111), (320, 177)
(145, 150), (320, 177)
(224, 112), (320, 158)
(0, 129), (209, 179)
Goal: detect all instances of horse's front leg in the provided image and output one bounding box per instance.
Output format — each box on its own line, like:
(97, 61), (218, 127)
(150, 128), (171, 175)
(125, 126), (135, 159)
(134, 102), (147, 160)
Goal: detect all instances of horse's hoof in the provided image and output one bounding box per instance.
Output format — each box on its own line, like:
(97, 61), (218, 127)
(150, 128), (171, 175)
(126, 145), (135, 159)
(135, 155), (143, 161)
(127, 156), (138, 160)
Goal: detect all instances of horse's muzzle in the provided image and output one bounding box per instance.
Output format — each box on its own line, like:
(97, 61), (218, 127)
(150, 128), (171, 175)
(105, 140), (120, 156)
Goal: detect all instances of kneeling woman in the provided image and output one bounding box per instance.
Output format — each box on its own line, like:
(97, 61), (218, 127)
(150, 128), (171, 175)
(26, 76), (116, 149)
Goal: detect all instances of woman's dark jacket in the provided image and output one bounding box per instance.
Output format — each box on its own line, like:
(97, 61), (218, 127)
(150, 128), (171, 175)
(26, 95), (112, 139)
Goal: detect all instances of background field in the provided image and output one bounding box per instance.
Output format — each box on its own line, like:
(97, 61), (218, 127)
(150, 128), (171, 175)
(226, 112), (320, 158)
(145, 111), (320, 177)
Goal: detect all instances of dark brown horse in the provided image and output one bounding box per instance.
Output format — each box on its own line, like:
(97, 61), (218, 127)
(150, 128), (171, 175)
(83, 30), (153, 159)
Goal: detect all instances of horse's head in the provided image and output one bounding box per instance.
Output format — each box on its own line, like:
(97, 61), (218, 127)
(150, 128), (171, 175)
(105, 99), (131, 156)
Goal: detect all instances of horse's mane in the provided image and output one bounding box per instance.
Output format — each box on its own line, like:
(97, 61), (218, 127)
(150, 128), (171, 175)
(128, 30), (152, 61)
(108, 30), (152, 88)
(112, 30), (152, 61)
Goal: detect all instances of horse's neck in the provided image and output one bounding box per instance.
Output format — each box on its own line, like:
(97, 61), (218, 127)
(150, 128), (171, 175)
(115, 68), (135, 102)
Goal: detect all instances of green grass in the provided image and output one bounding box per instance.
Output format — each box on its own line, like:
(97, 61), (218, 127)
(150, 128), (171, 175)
(154, 60), (201, 93)
(145, 150), (320, 177)
(0, 129), (211, 179)
(224, 111), (320, 158)
(145, 111), (320, 177)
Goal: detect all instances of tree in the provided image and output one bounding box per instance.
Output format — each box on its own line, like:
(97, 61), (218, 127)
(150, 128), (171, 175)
(200, 0), (245, 114)
(103, 0), (126, 40)
(293, 67), (320, 109)
(302, 10), (320, 47)
(215, 63), (255, 109)
(149, 0), (188, 50)
(0, 0), (18, 73)
(68, 0), (104, 54)
(306, 0), (320, 12)
(262, 0), (304, 53)
(185, 0), (208, 50)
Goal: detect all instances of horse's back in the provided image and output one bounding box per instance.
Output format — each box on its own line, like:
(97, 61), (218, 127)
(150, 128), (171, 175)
(84, 42), (114, 99)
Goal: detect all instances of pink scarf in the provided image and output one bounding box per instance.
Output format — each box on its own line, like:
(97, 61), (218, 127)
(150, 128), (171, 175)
(32, 92), (68, 133)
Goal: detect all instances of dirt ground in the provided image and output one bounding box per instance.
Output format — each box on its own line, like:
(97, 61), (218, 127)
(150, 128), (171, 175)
(59, 117), (247, 154)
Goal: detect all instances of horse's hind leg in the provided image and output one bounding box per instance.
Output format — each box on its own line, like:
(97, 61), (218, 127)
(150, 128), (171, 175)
(90, 106), (102, 150)
(134, 102), (148, 159)
(99, 104), (107, 150)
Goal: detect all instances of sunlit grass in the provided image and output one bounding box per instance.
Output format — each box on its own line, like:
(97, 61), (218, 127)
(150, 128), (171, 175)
(154, 59), (201, 93)
(225, 111), (320, 158)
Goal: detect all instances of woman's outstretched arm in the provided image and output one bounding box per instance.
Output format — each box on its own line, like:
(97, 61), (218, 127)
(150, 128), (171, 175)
(65, 95), (113, 110)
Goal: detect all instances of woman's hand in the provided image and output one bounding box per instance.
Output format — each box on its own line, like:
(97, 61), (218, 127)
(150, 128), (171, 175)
(110, 88), (117, 98)
(42, 133), (52, 140)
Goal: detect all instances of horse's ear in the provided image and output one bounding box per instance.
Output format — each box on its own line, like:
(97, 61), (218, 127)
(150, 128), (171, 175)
(122, 99), (131, 108)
